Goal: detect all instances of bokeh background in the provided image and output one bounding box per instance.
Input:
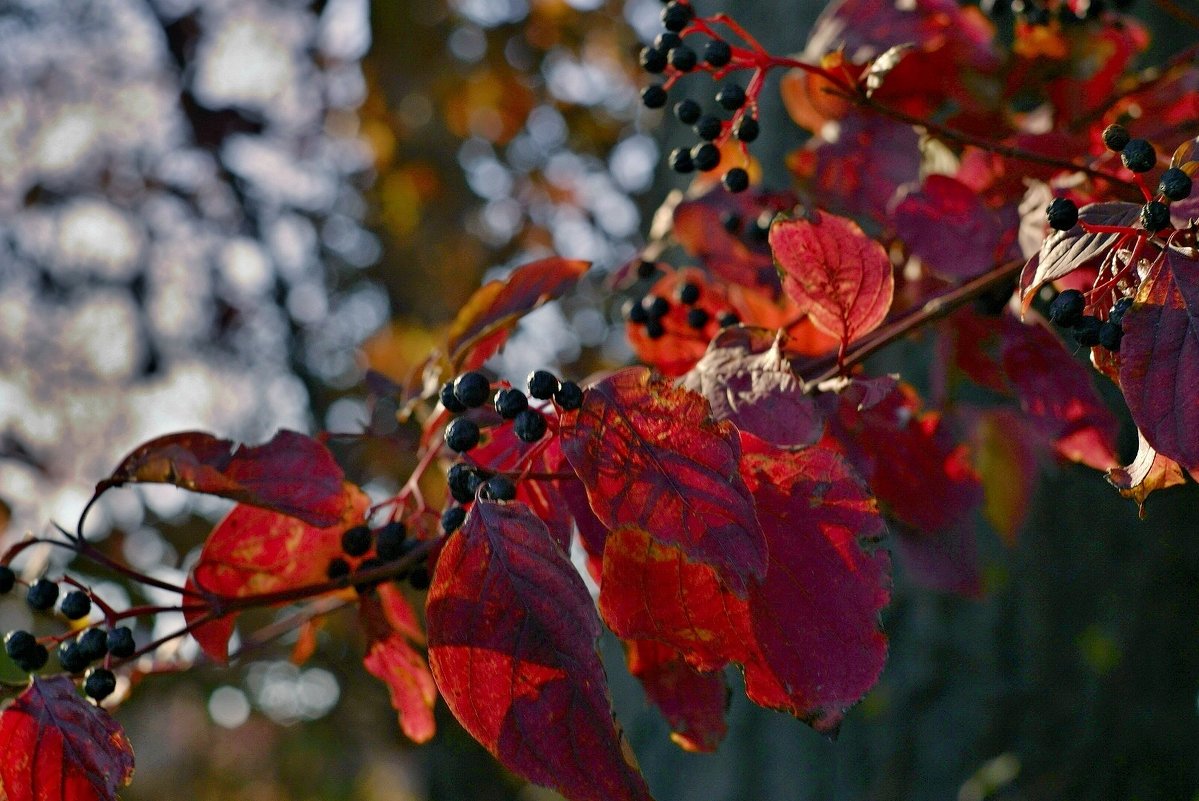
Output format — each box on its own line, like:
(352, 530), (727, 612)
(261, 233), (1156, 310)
(0, 0), (1196, 799)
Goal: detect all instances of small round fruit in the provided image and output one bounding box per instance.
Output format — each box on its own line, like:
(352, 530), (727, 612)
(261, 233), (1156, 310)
(554, 381), (583, 411)
(17, 644), (47, 672)
(453, 371), (490, 408)
(677, 282), (701, 305)
(722, 167), (749, 193)
(60, 590), (91, 621)
(668, 46), (697, 72)
(624, 297), (649, 324)
(353, 557), (386, 592)
(644, 295), (670, 318)
(58, 644), (88, 674)
(408, 567), (432, 591)
(0, 566), (14, 595)
(527, 370), (560, 400)
(1046, 197), (1078, 231)
(1109, 297), (1133, 326)
(733, 116), (759, 142)
(1121, 138), (1156, 173)
(703, 38), (732, 67)
(717, 311), (740, 327)
(341, 525), (373, 557)
(106, 627), (136, 659)
(639, 46), (666, 74)
(376, 522), (408, 560)
(84, 668), (117, 701)
(447, 463), (476, 503)
(694, 115), (722, 141)
(1102, 124), (1130, 152)
(1158, 167), (1193, 202)
(76, 628), (108, 662)
(687, 307), (710, 329)
(484, 476), (517, 501)
(1048, 289), (1086, 327)
(645, 319), (666, 339)
(5, 630), (36, 662)
(661, 1), (694, 32)
(641, 85), (668, 109)
(1141, 200), (1170, 232)
(444, 418), (481, 452)
(1073, 315), (1103, 346)
(26, 579), (58, 612)
(636, 259), (656, 279)
(654, 32), (681, 51)
(674, 99), (701, 125)
(494, 387), (529, 419)
(327, 557), (351, 580)
(668, 147), (694, 174)
(439, 380), (466, 413)
(691, 143), (720, 172)
(715, 84), (746, 110)
(514, 409), (547, 442)
(441, 505), (467, 534)
(1098, 321), (1123, 351)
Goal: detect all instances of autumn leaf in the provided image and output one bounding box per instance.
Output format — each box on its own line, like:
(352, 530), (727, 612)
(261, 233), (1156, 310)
(96, 430), (347, 527)
(559, 367), (766, 594)
(446, 256), (589, 371)
(426, 500), (654, 801)
(770, 211), (894, 352)
(360, 584), (437, 743)
(1019, 202), (1140, 306)
(0, 676), (135, 801)
(892, 175), (1013, 280)
(671, 187), (796, 292)
(624, 639), (728, 753)
(1106, 431), (1187, 514)
(183, 483), (370, 661)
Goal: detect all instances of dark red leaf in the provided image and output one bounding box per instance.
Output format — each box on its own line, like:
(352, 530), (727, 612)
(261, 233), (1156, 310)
(0, 676), (135, 801)
(97, 430), (347, 527)
(624, 640), (728, 753)
(559, 367), (766, 594)
(1020, 202), (1140, 305)
(446, 257), (589, 371)
(1119, 249), (1199, 475)
(426, 500), (653, 801)
(469, 423), (573, 550)
(360, 584), (436, 743)
(892, 175), (1007, 280)
(682, 327), (824, 448)
(770, 211), (894, 352)
(184, 484), (370, 661)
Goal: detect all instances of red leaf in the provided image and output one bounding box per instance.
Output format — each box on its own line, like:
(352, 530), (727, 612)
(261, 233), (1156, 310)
(671, 187), (797, 292)
(184, 483), (370, 661)
(97, 430), (347, 527)
(1119, 250), (1199, 474)
(426, 500), (653, 801)
(1020, 202), (1140, 305)
(0, 676), (135, 801)
(446, 257), (589, 370)
(682, 328), (824, 449)
(892, 175), (1007, 280)
(360, 584), (437, 743)
(770, 211), (894, 352)
(559, 367), (766, 594)
(624, 640), (728, 753)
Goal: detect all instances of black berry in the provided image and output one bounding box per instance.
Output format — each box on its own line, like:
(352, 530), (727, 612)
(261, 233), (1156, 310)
(722, 167), (749, 193)
(661, 1), (694, 32)
(677, 282), (701, 305)
(715, 84), (746, 110)
(408, 567), (432, 591)
(694, 115), (722, 141)
(441, 505), (467, 534)
(60, 590), (91, 621)
(674, 99), (701, 125)
(527, 370), (560, 399)
(84, 668), (117, 701)
(668, 46), (697, 72)
(26, 579), (58, 611)
(76, 628), (108, 662)
(1121, 138), (1156, 173)
(341, 524), (373, 557)
(1141, 200), (1170, 231)
(554, 381), (583, 411)
(353, 557), (386, 592)
(691, 143), (720, 172)
(641, 85), (668, 109)
(326, 557), (350, 580)
(439, 381), (466, 413)
(668, 147), (694, 174)
(453, 372), (491, 408)
(644, 295), (670, 318)
(639, 46), (667, 74)
(106, 627), (136, 659)
(704, 38), (732, 67)
(448, 463), (477, 503)
(0, 566), (13, 594)
(1098, 321), (1123, 351)
(721, 211), (741, 233)
(624, 298), (649, 323)
(1102, 123), (1130, 152)
(636, 259), (656, 279)
(645, 319), (666, 339)
(494, 387), (529, 419)
(687, 307), (710, 329)
(654, 32), (682, 51)
(718, 311), (740, 327)
(1158, 167), (1193, 201)
(733, 116), (759, 142)
(1046, 197), (1078, 230)
(484, 476), (517, 501)
(466, 470), (488, 496)
(444, 418), (480, 452)
(1048, 289), (1086, 327)
(1073, 315), (1103, 346)
(514, 409), (547, 442)
(1109, 297), (1133, 326)
(58, 644), (88, 674)
(5, 630), (37, 662)
(376, 522), (408, 560)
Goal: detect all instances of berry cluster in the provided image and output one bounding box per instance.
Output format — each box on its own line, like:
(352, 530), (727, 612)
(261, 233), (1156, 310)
(638, 1), (757, 193)
(623, 283), (739, 340)
(1, 571), (133, 701)
(1102, 124), (1192, 230)
(326, 520), (424, 591)
(1048, 288), (1125, 351)
(439, 370), (582, 454)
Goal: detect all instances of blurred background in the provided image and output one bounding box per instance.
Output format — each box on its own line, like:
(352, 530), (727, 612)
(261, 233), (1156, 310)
(0, 0), (1196, 799)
